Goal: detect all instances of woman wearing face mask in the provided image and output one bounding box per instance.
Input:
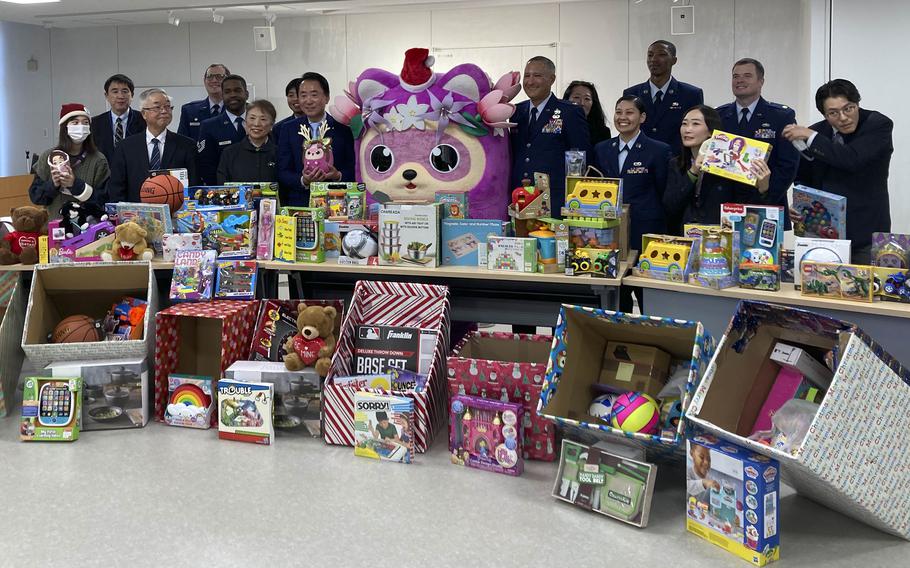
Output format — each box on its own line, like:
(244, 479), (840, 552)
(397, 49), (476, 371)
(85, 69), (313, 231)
(663, 105), (770, 231)
(217, 99), (278, 184)
(29, 103), (109, 220)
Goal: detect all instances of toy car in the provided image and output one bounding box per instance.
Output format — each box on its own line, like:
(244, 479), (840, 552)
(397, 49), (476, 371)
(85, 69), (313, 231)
(62, 220), (115, 249)
(566, 249), (618, 278)
(637, 241), (690, 275)
(882, 271), (910, 301)
(565, 180), (619, 214)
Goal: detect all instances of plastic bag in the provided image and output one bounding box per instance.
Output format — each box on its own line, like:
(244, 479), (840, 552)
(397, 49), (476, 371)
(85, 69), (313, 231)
(769, 398), (819, 454)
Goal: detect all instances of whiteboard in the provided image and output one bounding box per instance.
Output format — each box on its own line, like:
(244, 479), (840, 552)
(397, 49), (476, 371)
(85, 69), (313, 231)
(135, 84), (257, 133)
(431, 45), (556, 104)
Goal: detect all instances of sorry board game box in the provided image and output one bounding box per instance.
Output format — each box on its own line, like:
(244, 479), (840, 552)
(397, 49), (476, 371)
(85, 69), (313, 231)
(353, 392), (415, 463)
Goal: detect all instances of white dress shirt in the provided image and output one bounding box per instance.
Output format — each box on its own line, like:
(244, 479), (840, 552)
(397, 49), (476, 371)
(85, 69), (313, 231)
(111, 110), (130, 133)
(736, 99), (760, 123)
(146, 129), (167, 162)
(649, 78), (672, 101)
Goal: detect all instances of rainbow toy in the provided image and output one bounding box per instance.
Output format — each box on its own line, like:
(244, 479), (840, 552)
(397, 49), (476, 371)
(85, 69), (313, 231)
(165, 375), (214, 429)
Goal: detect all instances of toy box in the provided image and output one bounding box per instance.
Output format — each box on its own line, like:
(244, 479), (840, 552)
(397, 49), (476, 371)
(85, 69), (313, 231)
(217, 379), (274, 445)
(47, 219), (115, 263)
(792, 185), (846, 240)
(169, 249), (217, 302)
(685, 225), (738, 289)
(164, 374), (214, 428)
(441, 219), (509, 267)
(516, 218), (569, 273)
(351, 324), (437, 376)
(875, 267), (910, 302)
(553, 439), (658, 527)
(116, 202), (174, 256)
(779, 249), (795, 284)
(486, 236), (537, 273)
(449, 395), (524, 476)
(162, 233), (203, 262)
(701, 131), (771, 186)
(20, 376), (82, 441)
(185, 185), (252, 209)
(353, 391), (415, 464)
(686, 435), (780, 566)
(224, 181), (277, 199)
(214, 260), (257, 300)
(793, 237), (851, 288)
(871, 232), (910, 269)
(435, 191), (468, 219)
(508, 173), (551, 219)
(800, 261), (874, 302)
(256, 198), (277, 261)
(378, 203), (441, 267)
(214, 209), (257, 259)
(633, 234), (699, 283)
(336, 220), (379, 265)
(720, 204), (784, 267)
(275, 207), (325, 263)
(563, 176), (622, 220)
(46, 358), (148, 431)
(738, 265), (781, 292)
(565, 248), (619, 278)
(309, 182), (366, 221)
(597, 342), (671, 399)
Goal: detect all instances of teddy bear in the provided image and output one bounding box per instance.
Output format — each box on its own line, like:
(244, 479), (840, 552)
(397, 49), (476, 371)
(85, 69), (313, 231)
(283, 303), (337, 376)
(101, 221), (154, 261)
(0, 206), (48, 265)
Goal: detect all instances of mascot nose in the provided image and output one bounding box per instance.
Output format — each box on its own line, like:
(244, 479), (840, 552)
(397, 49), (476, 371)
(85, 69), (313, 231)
(402, 169), (417, 181)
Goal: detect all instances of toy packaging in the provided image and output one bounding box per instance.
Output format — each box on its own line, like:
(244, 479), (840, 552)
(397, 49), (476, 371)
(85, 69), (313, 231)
(686, 435), (780, 566)
(634, 234), (699, 283)
(336, 221), (380, 265)
(256, 198), (277, 261)
(353, 391), (415, 464)
(47, 219), (116, 263)
(441, 218), (509, 266)
(449, 395), (524, 476)
(435, 191), (469, 219)
(217, 379), (274, 445)
(273, 214), (295, 263)
(701, 131), (771, 186)
(46, 358), (148, 431)
(553, 439), (657, 527)
(800, 261), (874, 302)
(164, 374), (214, 429)
(169, 249), (217, 302)
(524, 219), (569, 273)
(875, 267), (910, 302)
(562, 176), (622, 220)
(352, 324), (436, 375)
(779, 249), (795, 284)
(721, 204), (783, 290)
(214, 260), (257, 300)
(20, 376), (82, 441)
(871, 232), (910, 269)
(509, 174), (551, 220)
(224, 181), (277, 199)
(214, 209), (257, 259)
(486, 236), (537, 273)
(225, 360), (323, 437)
(309, 182), (366, 221)
(597, 342), (671, 399)
(738, 266), (781, 292)
(378, 203), (441, 267)
(792, 185), (846, 239)
(276, 207), (326, 263)
(565, 248), (619, 278)
(685, 225), (739, 289)
(115, 202), (174, 256)
(162, 233), (202, 262)
(185, 185), (251, 209)
(793, 237), (851, 288)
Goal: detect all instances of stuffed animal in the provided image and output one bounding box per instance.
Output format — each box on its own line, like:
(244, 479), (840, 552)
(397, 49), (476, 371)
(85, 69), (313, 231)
(0, 206), (48, 265)
(59, 201), (108, 239)
(329, 47), (519, 219)
(300, 121), (334, 175)
(283, 303), (337, 376)
(101, 221), (154, 261)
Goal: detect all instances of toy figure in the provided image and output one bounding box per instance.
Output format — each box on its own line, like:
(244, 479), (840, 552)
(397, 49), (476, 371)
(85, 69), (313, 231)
(283, 303), (337, 375)
(59, 201), (108, 239)
(300, 121), (334, 175)
(101, 221), (154, 261)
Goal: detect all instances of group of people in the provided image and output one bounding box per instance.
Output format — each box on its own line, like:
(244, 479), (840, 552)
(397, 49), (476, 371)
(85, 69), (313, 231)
(30, 40), (894, 280)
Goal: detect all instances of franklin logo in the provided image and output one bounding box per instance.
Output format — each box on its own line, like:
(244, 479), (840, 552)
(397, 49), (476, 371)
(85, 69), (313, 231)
(387, 330), (413, 340)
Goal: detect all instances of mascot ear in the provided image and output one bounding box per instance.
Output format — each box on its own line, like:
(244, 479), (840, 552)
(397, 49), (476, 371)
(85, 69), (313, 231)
(439, 64), (491, 103)
(356, 68), (399, 104)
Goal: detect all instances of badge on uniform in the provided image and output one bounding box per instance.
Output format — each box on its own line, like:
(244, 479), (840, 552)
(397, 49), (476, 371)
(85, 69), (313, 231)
(542, 116), (563, 134)
(218, 140), (231, 146)
(625, 166), (649, 175)
(190, 121), (200, 127)
(670, 101), (680, 109)
(754, 128), (776, 139)
(197, 139), (206, 153)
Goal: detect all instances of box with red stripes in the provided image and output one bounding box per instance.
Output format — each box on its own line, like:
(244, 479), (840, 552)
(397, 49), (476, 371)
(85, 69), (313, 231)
(324, 281), (450, 453)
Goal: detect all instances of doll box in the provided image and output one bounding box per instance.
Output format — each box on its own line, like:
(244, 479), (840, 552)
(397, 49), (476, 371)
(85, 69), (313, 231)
(46, 357), (149, 431)
(441, 219), (509, 267)
(686, 436), (780, 566)
(686, 300), (910, 539)
(792, 185), (846, 240)
(324, 281), (450, 453)
(447, 331), (556, 461)
(217, 379), (275, 445)
(449, 395), (524, 476)
(22, 263), (158, 368)
(378, 203), (441, 268)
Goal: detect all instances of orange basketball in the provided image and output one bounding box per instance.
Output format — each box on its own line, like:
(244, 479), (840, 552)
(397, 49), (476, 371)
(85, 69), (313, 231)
(140, 174), (184, 214)
(52, 315), (101, 344)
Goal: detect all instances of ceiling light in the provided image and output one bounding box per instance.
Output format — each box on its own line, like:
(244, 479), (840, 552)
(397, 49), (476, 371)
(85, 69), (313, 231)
(212, 9), (224, 24)
(0, 0), (61, 5)
(168, 11), (180, 26)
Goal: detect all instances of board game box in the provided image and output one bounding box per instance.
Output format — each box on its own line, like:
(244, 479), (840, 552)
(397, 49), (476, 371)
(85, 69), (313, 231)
(169, 249), (217, 302)
(353, 391), (415, 463)
(217, 379), (274, 445)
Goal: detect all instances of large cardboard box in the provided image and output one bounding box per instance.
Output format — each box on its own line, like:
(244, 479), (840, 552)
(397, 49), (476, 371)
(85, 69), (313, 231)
(0, 274), (25, 417)
(687, 300), (910, 539)
(22, 263), (157, 368)
(46, 358), (149, 431)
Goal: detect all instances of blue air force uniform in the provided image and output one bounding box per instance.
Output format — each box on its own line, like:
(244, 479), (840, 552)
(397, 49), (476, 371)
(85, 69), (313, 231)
(623, 78), (704, 156)
(195, 113), (247, 186)
(178, 98), (221, 141)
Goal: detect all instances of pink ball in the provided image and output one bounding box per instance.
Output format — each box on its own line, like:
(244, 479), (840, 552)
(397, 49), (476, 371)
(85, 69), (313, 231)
(610, 391), (660, 434)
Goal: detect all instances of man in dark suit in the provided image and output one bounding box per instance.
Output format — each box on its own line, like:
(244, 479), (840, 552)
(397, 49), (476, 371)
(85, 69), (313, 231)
(277, 72), (355, 206)
(784, 79), (893, 264)
(624, 40), (703, 156)
(196, 74), (250, 185)
(717, 58), (799, 226)
(275, 77), (304, 146)
(177, 63), (229, 141)
(91, 74), (146, 164)
(107, 88), (198, 203)
(509, 56), (590, 215)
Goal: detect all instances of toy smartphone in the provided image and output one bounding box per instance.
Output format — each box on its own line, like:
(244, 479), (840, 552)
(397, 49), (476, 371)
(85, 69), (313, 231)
(38, 381), (75, 426)
(296, 215), (317, 250)
(742, 212), (760, 247)
(759, 219), (778, 247)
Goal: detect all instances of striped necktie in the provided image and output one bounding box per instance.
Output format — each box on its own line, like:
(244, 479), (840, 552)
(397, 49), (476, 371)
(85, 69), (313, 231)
(150, 138), (161, 171)
(114, 117), (124, 146)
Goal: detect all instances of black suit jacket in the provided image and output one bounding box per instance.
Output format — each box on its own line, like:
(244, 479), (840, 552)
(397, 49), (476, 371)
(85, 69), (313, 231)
(91, 109), (146, 164)
(107, 130), (199, 203)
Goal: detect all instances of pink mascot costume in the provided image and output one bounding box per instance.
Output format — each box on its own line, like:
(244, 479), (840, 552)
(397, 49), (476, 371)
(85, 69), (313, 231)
(329, 48), (520, 219)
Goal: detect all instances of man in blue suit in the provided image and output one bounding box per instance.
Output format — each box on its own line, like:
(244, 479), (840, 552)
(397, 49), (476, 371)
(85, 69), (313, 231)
(91, 74), (146, 164)
(717, 58), (798, 227)
(277, 72), (355, 206)
(624, 40), (703, 156)
(177, 63), (229, 141)
(196, 74), (250, 185)
(510, 56), (590, 215)
(275, 77), (304, 146)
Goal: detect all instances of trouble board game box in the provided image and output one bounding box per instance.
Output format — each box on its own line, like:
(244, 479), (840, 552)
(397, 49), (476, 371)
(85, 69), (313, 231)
(217, 379), (274, 445)
(441, 219), (509, 266)
(378, 203), (441, 267)
(353, 391), (415, 464)
(225, 360), (322, 438)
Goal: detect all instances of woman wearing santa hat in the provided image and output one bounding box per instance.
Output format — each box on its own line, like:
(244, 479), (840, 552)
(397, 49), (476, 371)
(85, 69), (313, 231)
(29, 103), (109, 220)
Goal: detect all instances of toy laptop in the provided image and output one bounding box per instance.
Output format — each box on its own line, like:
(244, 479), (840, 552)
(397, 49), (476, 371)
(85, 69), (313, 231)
(217, 379), (274, 445)
(701, 131), (771, 186)
(353, 391), (415, 464)
(164, 374), (214, 429)
(449, 395), (524, 476)
(21, 377), (82, 441)
(792, 185), (846, 240)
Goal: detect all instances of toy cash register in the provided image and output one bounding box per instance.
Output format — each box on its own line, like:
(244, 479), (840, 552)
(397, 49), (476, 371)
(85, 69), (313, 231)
(20, 377), (82, 442)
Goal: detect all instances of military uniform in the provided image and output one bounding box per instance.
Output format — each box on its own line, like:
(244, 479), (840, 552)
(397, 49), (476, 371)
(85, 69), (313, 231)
(177, 98), (221, 141)
(195, 112), (246, 185)
(623, 77), (704, 156)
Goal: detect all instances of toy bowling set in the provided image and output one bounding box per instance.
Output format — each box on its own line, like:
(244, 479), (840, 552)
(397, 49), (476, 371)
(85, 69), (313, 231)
(701, 131), (771, 186)
(378, 203), (441, 267)
(793, 237), (851, 288)
(686, 435), (780, 566)
(721, 204), (784, 290)
(441, 219), (509, 266)
(20, 376), (82, 441)
(486, 236), (537, 273)
(449, 395), (524, 476)
(217, 379), (275, 445)
(792, 185), (846, 240)
(46, 358), (149, 430)
(353, 391), (415, 464)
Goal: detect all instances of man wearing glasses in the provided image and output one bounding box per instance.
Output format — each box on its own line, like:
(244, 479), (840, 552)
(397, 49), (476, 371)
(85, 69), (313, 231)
(177, 63), (230, 141)
(784, 79), (894, 263)
(107, 88), (198, 203)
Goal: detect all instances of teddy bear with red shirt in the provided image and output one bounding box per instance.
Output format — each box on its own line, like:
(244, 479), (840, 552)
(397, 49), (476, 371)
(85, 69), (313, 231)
(0, 206), (48, 265)
(283, 303), (337, 376)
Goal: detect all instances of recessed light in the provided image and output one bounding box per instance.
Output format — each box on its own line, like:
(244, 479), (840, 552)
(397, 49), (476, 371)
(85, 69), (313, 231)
(0, 0), (61, 5)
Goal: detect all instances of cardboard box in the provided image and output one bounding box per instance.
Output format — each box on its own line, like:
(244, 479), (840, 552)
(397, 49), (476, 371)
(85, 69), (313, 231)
(378, 203), (441, 267)
(0, 275), (26, 417)
(217, 379), (275, 445)
(633, 235), (699, 283)
(20, 376), (82, 441)
(793, 237), (851, 288)
(449, 395), (524, 476)
(225, 360), (322, 437)
(486, 236), (537, 272)
(769, 342), (833, 389)
(686, 435), (780, 566)
(22, 263), (157, 368)
(46, 358), (149, 431)
(441, 218), (509, 267)
(792, 185), (846, 240)
(598, 341), (671, 398)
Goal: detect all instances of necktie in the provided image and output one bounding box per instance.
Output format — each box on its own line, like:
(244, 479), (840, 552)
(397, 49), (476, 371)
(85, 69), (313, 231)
(212, 104), (220, 117)
(654, 91), (663, 106)
(618, 145), (629, 173)
(739, 107), (750, 127)
(833, 131), (845, 145)
(114, 117), (124, 147)
(310, 122), (320, 139)
(149, 138), (161, 171)
(236, 116), (245, 135)
(530, 107), (538, 128)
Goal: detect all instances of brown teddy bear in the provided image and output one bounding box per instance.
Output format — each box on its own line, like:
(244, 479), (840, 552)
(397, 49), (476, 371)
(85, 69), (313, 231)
(0, 206), (48, 265)
(283, 303), (337, 376)
(101, 221), (154, 261)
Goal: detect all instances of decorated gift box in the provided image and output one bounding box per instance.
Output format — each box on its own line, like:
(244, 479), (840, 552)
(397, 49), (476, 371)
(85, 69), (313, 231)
(449, 395), (523, 476)
(792, 185), (846, 240)
(378, 203), (441, 267)
(701, 131), (771, 186)
(217, 379), (274, 445)
(20, 376), (82, 442)
(441, 219), (509, 267)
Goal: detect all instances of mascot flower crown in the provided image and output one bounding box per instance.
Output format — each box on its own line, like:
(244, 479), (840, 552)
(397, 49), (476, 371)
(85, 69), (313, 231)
(329, 48), (520, 220)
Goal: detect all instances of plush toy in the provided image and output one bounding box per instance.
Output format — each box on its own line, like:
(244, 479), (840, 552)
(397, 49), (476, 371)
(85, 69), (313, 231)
(329, 47), (519, 220)
(0, 206), (48, 265)
(59, 201), (108, 239)
(283, 303), (337, 376)
(300, 121), (334, 175)
(101, 221), (154, 261)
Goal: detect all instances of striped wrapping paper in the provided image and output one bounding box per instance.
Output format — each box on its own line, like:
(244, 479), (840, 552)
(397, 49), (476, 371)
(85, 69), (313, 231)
(323, 281), (451, 452)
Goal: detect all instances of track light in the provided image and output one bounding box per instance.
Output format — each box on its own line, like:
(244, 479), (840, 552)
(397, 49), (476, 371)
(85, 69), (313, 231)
(168, 11), (180, 26)
(212, 9), (224, 24)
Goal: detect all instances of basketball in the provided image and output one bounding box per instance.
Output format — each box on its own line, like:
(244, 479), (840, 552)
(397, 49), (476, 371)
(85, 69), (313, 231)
(611, 391), (660, 434)
(51, 314), (101, 343)
(140, 174), (184, 214)
(588, 393), (615, 421)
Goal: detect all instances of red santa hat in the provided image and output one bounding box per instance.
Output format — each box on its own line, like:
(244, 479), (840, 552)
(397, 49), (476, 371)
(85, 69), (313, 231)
(399, 48), (436, 92)
(59, 103), (91, 125)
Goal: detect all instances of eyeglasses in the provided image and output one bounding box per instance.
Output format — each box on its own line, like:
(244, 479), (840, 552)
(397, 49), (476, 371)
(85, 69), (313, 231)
(142, 105), (174, 114)
(205, 74), (226, 81)
(824, 103), (858, 119)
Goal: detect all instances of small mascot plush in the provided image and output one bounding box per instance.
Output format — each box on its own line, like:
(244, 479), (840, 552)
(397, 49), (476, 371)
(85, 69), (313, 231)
(101, 221), (154, 261)
(59, 201), (108, 239)
(283, 303), (337, 376)
(0, 206), (48, 265)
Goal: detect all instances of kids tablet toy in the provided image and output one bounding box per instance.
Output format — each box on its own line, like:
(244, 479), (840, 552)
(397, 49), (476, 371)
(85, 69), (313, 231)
(449, 395), (524, 476)
(21, 377), (82, 442)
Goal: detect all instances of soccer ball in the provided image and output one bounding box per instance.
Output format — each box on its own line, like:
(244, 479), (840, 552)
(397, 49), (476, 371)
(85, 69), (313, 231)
(588, 394), (615, 422)
(342, 230), (378, 259)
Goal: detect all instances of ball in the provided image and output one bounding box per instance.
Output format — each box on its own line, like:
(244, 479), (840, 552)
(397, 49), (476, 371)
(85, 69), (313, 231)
(51, 314), (101, 344)
(588, 393), (615, 421)
(611, 391), (660, 434)
(140, 174), (184, 215)
(342, 230), (378, 259)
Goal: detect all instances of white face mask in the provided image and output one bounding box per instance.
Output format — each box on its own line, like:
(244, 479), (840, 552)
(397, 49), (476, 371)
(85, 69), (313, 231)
(67, 123), (91, 143)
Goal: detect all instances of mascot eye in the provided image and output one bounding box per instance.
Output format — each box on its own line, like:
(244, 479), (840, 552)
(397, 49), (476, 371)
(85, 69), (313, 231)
(429, 144), (460, 173)
(370, 145), (394, 173)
